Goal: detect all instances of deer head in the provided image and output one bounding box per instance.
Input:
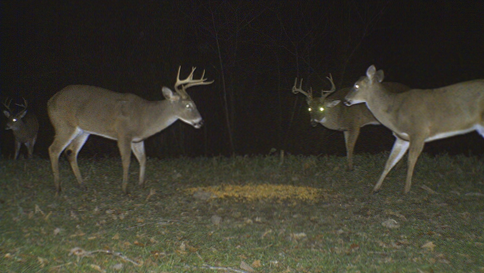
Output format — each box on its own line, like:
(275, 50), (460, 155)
(292, 74), (337, 126)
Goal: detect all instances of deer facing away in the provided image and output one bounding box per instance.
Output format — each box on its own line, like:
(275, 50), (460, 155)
(3, 99), (39, 160)
(47, 66), (213, 194)
(292, 75), (409, 170)
(345, 65), (484, 193)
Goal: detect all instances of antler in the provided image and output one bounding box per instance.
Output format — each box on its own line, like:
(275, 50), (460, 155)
(16, 98), (28, 109)
(2, 98), (29, 113)
(15, 98), (29, 115)
(2, 98), (13, 113)
(292, 78), (313, 99)
(174, 66), (214, 98)
(321, 74), (336, 99)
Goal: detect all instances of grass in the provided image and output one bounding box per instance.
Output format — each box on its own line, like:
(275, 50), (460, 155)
(0, 153), (483, 272)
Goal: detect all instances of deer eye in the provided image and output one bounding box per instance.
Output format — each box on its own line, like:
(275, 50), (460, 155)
(354, 84), (360, 89)
(186, 104), (191, 108)
(12, 118), (17, 122)
(319, 107), (324, 112)
(308, 107), (312, 112)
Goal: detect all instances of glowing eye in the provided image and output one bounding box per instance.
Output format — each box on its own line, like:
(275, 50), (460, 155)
(355, 84), (359, 89)
(186, 104), (190, 108)
(319, 107), (324, 112)
(12, 118), (17, 122)
(308, 107), (312, 112)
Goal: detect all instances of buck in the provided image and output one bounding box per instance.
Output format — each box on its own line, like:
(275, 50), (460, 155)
(292, 74), (409, 170)
(3, 98), (39, 160)
(345, 65), (484, 193)
(48, 66), (213, 194)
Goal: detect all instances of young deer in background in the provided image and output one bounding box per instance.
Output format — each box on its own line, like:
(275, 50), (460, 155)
(345, 65), (484, 193)
(3, 98), (39, 160)
(292, 74), (409, 170)
(48, 66), (213, 194)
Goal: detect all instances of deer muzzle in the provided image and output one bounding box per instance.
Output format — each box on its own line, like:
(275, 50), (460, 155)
(193, 119), (204, 129)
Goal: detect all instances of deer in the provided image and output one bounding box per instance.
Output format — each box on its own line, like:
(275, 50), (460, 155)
(47, 66), (213, 194)
(292, 74), (409, 170)
(345, 65), (484, 193)
(3, 98), (39, 160)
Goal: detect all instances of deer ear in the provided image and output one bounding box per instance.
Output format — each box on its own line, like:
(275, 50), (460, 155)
(375, 69), (384, 82)
(162, 87), (180, 101)
(367, 65), (384, 83)
(366, 65), (376, 78)
(3, 110), (10, 118)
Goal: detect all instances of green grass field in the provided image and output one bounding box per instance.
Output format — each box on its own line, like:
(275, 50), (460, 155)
(1, 153), (483, 272)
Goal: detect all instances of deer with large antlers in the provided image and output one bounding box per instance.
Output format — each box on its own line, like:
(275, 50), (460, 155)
(48, 66), (213, 194)
(292, 74), (409, 170)
(345, 65), (484, 193)
(3, 98), (39, 159)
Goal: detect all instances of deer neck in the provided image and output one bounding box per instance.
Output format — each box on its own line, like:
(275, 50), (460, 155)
(111, 99), (182, 142)
(365, 84), (394, 114)
(364, 83), (403, 131)
(143, 100), (180, 132)
(321, 103), (345, 130)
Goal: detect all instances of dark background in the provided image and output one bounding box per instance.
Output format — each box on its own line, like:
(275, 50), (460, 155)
(1, 0), (484, 159)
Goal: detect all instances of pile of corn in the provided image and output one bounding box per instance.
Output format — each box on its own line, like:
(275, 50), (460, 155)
(184, 184), (337, 203)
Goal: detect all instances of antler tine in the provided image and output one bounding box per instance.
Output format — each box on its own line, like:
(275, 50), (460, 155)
(291, 78), (312, 99)
(15, 98), (28, 109)
(2, 98), (13, 113)
(188, 66), (197, 80)
(200, 69), (206, 80)
(14, 98), (29, 115)
(176, 65), (182, 81)
(174, 66), (191, 98)
(291, 78), (299, 94)
(184, 67), (213, 89)
(322, 73), (336, 98)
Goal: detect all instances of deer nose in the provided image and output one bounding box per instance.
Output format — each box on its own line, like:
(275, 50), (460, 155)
(193, 119), (204, 129)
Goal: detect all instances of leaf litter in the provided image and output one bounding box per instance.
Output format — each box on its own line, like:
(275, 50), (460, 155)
(1, 155), (483, 272)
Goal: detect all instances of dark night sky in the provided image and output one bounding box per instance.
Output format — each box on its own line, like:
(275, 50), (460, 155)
(1, 0), (484, 158)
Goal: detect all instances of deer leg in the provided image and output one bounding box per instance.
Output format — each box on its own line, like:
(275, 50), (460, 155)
(131, 141), (146, 187)
(344, 128), (360, 171)
(66, 133), (90, 190)
(403, 139), (425, 194)
(49, 128), (80, 193)
(373, 138), (409, 193)
(26, 134), (37, 159)
(117, 138), (132, 194)
(13, 140), (21, 160)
